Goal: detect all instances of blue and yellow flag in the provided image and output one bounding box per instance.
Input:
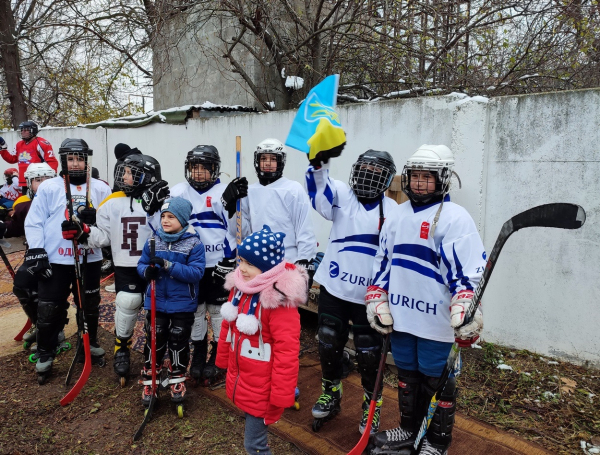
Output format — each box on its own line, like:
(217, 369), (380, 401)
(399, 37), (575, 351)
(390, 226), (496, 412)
(286, 74), (346, 166)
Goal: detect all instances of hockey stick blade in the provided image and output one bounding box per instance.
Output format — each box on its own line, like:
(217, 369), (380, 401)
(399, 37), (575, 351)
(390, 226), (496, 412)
(347, 333), (390, 455)
(65, 335), (83, 387)
(133, 393), (157, 441)
(14, 319), (33, 342)
(0, 243), (30, 341)
(60, 332), (92, 406)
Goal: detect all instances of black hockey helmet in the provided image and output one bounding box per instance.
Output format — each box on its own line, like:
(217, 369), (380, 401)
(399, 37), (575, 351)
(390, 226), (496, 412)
(349, 150), (396, 199)
(59, 138), (93, 183)
(254, 138), (286, 183)
(116, 154), (162, 197)
(19, 120), (39, 140)
(185, 145), (220, 190)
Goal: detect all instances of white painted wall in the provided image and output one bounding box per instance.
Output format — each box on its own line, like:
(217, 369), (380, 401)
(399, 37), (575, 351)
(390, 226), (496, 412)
(1, 89), (598, 367)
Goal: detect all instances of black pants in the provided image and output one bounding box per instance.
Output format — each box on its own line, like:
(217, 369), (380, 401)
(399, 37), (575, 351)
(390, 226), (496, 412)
(36, 261), (101, 358)
(144, 311), (195, 375)
(318, 286), (383, 393)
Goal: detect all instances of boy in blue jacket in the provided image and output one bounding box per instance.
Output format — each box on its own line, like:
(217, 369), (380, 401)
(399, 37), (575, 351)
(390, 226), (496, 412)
(137, 197), (205, 407)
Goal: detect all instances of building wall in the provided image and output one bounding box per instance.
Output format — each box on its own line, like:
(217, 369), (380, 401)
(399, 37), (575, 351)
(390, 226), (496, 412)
(1, 89), (598, 367)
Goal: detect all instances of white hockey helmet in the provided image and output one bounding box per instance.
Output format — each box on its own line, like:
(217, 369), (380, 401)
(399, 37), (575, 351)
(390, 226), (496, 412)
(254, 138), (286, 182)
(24, 162), (56, 197)
(402, 144), (455, 204)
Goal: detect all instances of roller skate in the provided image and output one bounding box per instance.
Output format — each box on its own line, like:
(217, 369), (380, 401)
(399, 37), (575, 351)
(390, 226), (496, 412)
(114, 336), (132, 387)
(189, 339), (207, 385)
(140, 367), (158, 409)
(202, 341), (225, 387)
(76, 341), (106, 366)
(28, 331), (71, 363)
(311, 378), (342, 432)
(22, 325), (37, 350)
(359, 390), (383, 435)
(370, 426), (415, 454)
(35, 355), (54, 385)
(168, 372), (187, 418)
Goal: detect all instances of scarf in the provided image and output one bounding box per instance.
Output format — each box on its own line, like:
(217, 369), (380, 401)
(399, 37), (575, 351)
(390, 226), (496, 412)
(156, 226), (188, 243)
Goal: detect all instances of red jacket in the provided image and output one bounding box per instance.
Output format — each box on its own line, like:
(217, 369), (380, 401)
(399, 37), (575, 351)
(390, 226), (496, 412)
(1, 137), (58, 187)
(216, 264), (307, 424)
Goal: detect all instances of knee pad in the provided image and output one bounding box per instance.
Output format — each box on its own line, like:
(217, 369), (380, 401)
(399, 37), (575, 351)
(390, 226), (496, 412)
(37, 300), (68, 330)
(114, 291), (143, 338)
(83, 291), (101, 317)
(353, 326), (383, 393)
(207, 303), (223, 341)
(397, 369), (422, 432)
(191, 303), (207, 341)
(13, 285), (38, 323)
(318, 313), (348, 380)
(169, 324), (191, 348)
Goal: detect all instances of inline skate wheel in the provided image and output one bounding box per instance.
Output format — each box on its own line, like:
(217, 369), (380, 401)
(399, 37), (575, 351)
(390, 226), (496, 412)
(177, 404), (184, 419)
(312, 419), (323, 432)
(120, 376), (127, 388)
(294, 401), (300, 410)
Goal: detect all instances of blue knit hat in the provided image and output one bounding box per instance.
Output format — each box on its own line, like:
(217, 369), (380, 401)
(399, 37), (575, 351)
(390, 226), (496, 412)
(160, 197), (192, 228)
(238, 225), (286, 272)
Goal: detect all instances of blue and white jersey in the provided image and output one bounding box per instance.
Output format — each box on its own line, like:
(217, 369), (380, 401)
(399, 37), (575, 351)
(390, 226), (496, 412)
(228, 176), (317, 263)
(306, 165), (397, 304)
(372, 197), (486, 342)
(25, 176), (112, 265)
(171, 180), (235, 267)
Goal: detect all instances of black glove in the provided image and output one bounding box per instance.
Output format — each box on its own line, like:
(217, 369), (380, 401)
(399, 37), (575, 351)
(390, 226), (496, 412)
(0, 136), (6, 149)
(24, 248), (53, 280)
(0, 206), (9, 221)
(61, 219), (90, 242)
(221, 177), (248, 218)
(213, 257), (236, 286)
(308, 146), (344, 169)
(295, 259), (316, 289)
(144, 264), (160, 281)
(77, 206), (96, 225)
(149, 256), (166, 268)
(0, 221), (5, 239)
(6, 175), (14, 185)
(141, 180), (170, 215)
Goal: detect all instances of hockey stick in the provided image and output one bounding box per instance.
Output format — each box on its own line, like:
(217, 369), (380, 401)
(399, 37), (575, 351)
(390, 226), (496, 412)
(412, 202), (586, 453)
(134, 236), (158, 441)
(100, 271), (114, 284)
(60, 158), (93, 406)
(235, 136), (242, 257)
(0, 244), (33, 341)
(347, 333), (390, 455)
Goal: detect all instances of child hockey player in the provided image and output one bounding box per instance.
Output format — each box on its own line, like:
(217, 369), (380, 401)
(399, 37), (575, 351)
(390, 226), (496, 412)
(0, 168), (20, 208)
(305, 150), (397, 434)
(24, 138), (111, 381)
(215, 225), (306, 455)
(86, 154), (162, 386)
(137, 197), (205, 411)
(0, 121), (58, 193)
(223, 138), (317, 273)
(368, 144), (485, 455)
(1, 163), (56, 353)
(170, 145), (236, 385)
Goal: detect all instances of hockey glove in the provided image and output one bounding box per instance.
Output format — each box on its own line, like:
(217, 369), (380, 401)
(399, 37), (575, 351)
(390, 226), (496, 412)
(144, 264), (160, 281)
(264, 403), (285, 426)
(450, 290), (483, 347)
(141, 180), (170, 215)
(0, 206), (9, 221)
(0, 136), (6, 150)
(24, 248), (53, 280)
(365, 285), (393, 335)
(213, 257), (236, 286)
(0, 221), (5, 239)
(61, 219), (90, 242)
(221, 177), (248, 218)
(295, 259), (316, 289)
(77, 206), (96, 225)
(149, 256), (172, 270)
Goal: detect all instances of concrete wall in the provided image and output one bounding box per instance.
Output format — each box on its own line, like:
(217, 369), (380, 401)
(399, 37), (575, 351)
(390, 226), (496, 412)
(1, 88), (598, 367)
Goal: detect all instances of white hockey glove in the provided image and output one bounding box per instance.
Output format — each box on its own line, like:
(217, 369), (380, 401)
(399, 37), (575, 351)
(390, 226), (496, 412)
(365, 285), (393, 335)
(450, 290), (483, 348)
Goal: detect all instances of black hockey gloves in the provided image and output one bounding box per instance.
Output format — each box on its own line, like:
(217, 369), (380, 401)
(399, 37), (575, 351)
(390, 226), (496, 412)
(24, 248), (53, 280)
(61, 219), (90, 242)
(0, 136), (6, 150)
(141, 180), (170, 215)
(144, 264), (160, 281)
(77, 206), (96, 225)
(221, 177), (248, 218)
(295, 258), (316, 289)
(213, 257), (236, 287)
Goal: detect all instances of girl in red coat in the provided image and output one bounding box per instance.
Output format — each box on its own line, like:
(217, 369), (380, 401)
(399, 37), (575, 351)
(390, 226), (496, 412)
(216, 225), (307, 455)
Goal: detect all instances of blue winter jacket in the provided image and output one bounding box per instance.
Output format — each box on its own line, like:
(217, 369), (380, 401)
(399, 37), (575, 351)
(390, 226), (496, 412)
(137, 227), (206, 313)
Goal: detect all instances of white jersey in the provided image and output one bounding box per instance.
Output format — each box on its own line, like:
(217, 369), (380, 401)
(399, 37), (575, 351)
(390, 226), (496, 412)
(0, 181), (21, 201)
(25, 176), (112, 264)
(229, 176), (317, 263)
(306, 165), (398, 304)
(171, 180), (235, 267)
(86, 192), (159, 267)
(372, 197), (486, 342)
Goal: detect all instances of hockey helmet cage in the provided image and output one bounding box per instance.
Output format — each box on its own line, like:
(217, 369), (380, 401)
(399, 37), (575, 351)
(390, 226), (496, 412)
(58, 138), (92, 182)
(401, 144), (455, 204)
(185, 145), (221, 189)
(19, 120), (39, 140)
(115, 154), (162, 197)
(24, 163), (56, 197)
(349, 150), (396, 199)
(254, 138), (286, 182)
